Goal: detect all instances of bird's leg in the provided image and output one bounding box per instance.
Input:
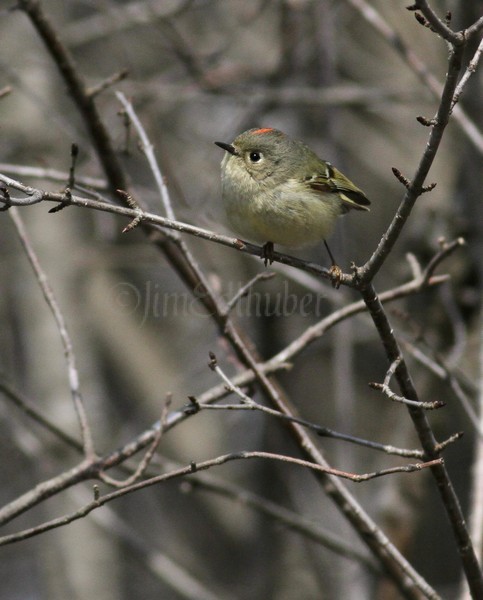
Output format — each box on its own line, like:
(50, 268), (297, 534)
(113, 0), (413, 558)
(261, 241), (275, 267)
(324, 240), (342, 289)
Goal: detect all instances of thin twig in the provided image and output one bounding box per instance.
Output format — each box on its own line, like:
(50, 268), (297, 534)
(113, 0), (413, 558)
(0, 163), (107, 189)
(345, 0), (483, 154)
(0, 173), (459, 288)
(451, 36), (483, 110)
(99, 395), (170, 488)
(0, 378), (83, 452)
(184, 470), (379, 571)
(360, 282), (483, 597)
(369, 357), (445, 410)
(115, 91), (178, 225)
(223, 272), (276, 316)
(422, 238), (466, 283)
(205, 353), (424, 458)
(398, 333), (481, 437)
(413, 1), (462, 45)
(17, 0), (127, 193)
(435, 433), (464, 453)
(359, 45), (466, 282)
(8, 208), (95, 459)
(117, 190), (144, 233)
(0, 174), (334, 279)
(87, 69), (129, 98)
(0, 451), (443, 548)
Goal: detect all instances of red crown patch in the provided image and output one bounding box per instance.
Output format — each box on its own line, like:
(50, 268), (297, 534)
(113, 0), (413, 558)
(253, 128), (274, 135)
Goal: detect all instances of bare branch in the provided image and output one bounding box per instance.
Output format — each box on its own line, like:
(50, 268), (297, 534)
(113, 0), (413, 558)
(0, 451), (443, 547)
(17, 0), (127, 193)
(369, 357), (445, 410)
(115, 92), (178, 224)
(452, 35), (483, 110)
(86, 69), (129, 98)
(413, 1), (462, 44)
(360, 282), (483, 596)
(117, 190), (145, 233)
(8, 208), (95, 459)
(0, 173), (460, 289)
(0, 378), (83, 452)
(0, 163), (107, 189)
(0, 174), (334, 279)
(99, 395), (170, 488)
(359, 42), (466, 282)
(223, 272), (276, 316)
(184, 470), (379, 571)
(205, 352), (424, 458)
(435, 433), (464, 453)
(345, 0), (483, 154)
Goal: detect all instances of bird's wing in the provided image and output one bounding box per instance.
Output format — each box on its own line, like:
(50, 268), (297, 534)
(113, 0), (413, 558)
(307, 162), (370, 212)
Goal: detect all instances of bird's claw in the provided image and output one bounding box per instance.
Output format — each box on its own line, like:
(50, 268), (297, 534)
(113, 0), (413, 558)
(329, 264), (342, 289)
(261, 241), (274, 267)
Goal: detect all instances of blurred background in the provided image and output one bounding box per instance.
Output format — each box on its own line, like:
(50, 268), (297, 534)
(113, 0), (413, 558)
(0, 1), (482, 598)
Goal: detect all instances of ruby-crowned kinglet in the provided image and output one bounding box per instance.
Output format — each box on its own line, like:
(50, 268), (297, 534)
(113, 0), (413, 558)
(215, 128), (370, 262)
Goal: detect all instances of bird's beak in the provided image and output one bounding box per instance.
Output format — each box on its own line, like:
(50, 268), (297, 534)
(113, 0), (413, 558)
(214, 141), (237, 155)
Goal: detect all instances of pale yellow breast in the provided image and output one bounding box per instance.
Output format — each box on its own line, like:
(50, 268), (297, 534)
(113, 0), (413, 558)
(221, 171), (343, 248)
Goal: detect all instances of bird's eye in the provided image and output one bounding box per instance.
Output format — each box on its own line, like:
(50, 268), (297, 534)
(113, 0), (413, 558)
(249, 151), (262, 163)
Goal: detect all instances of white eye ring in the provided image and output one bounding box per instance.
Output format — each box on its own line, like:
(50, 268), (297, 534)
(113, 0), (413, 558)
(248, 151), (262, 163)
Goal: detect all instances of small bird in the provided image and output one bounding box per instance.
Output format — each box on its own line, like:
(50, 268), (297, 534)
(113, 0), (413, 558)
(215, 128), (370, 270)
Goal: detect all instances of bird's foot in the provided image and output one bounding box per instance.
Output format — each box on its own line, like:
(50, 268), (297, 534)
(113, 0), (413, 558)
(328, 264), (342, 289)
(261, 242), (275, 267)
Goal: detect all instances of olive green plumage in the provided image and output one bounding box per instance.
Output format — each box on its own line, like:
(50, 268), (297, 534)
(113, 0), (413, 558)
(215, 128), (370, 248)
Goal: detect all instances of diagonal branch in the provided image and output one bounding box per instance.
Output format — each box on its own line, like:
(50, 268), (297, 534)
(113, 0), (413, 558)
(360, 282), (483, 598)
(359, 44), (465, 282)
(17, 0), (127, 193)
(345, 0), (483, 155)
(413, 1), (463, 45)
(0, 450), (442, 547)
(8, 208), (95, 459)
